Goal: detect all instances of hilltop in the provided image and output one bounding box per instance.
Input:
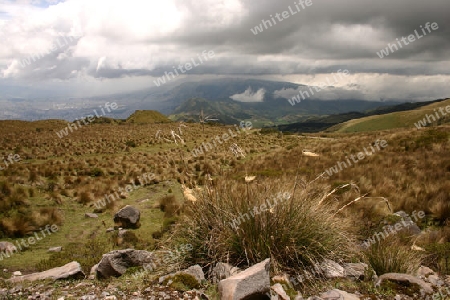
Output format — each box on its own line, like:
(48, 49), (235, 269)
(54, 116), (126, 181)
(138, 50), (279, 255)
(126, 110), (172, 124)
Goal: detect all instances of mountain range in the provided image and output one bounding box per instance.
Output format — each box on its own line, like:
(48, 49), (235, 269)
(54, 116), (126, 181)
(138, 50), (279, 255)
(1, 78), (412, 125)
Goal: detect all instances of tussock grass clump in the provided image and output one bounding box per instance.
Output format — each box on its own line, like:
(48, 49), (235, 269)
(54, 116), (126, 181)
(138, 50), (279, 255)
(171, 178), (356, 275)
(364, 236), (422, 275)
(158, 195), (181, 217)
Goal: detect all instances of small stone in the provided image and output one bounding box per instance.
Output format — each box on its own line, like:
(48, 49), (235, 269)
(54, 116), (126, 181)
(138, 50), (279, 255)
(320, 259), (345, 279)
(48, 246), (62, 252)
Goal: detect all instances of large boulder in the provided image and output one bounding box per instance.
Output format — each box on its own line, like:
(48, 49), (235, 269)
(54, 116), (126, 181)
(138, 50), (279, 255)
(96, 249), (154, 279)
(113, 205), (140, 229)
(7, 261), (84, 283)
(218, 258), (270, 300)
(0, 241), (17, 254)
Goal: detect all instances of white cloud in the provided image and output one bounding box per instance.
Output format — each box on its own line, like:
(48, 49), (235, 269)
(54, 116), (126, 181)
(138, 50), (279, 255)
(0, 0), (247, 80)
(274, 73), (450, 102)
(0, 0), (449, 102)
(230, 87), (266, 102)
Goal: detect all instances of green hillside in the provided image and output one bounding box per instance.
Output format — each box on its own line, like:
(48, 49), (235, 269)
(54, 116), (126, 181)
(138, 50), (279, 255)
(330, 98), (450, 133)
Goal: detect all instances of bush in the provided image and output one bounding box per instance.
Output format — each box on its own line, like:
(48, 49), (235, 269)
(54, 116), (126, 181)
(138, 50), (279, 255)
(125, 140), (137, 147)
(171, 178), (356, 275)
(423, 242), (450, 275)
(260, 127), (279, 134)
(89, 168), (104, 177)
(159, 195), (181, 218)
(79, 191), (93, 205)
(364, 236), (422, 275)
(413, 129), (449, 150)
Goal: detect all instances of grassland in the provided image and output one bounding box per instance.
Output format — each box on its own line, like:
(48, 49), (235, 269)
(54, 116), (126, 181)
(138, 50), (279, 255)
(0, 110), (449, 297)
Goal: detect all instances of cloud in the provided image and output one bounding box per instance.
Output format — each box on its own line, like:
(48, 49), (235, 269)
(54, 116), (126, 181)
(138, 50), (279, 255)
(0, 0), (449, 101)
(230, 87), (266, 102)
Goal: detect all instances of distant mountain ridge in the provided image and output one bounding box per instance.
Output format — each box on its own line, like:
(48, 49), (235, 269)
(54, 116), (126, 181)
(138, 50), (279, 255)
(0, 78), (418, 123)
(165, 79), (401, 126)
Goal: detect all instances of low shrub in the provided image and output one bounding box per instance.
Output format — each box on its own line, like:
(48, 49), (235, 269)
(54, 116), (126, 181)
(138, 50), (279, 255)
(364, 236), (422, 275)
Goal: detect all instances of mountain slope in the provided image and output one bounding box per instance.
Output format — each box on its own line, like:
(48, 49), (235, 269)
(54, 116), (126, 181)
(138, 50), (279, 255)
(330, 98), (450, 133)
(165, 77), (400, 126)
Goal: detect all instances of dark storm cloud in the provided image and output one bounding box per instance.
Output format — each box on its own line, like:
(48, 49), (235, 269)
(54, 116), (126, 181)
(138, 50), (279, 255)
(1, 0), (449, 100)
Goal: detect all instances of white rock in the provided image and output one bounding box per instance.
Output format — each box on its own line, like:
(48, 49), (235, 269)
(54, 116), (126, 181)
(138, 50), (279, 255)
(219, 258), (270, 300)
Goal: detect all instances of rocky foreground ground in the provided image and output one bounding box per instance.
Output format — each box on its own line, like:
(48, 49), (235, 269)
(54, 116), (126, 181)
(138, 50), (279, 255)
(1, 253), (450, 300)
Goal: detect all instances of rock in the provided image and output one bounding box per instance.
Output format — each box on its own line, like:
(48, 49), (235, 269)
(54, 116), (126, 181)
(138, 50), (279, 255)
(0, 241), (17, 253)
(88, 264), (98, 280)
(320, 289), (360, 300)
(427, 274), (444, 287)
(159, 265), (204, 289)
(416, 266), (435, 278)
(113, 205), (140, 229)
(398, 220), (421, 235)
(320, 259), (345, 279)
(48, 246), (62, 252)
(183, 264), (205, 282)
(7, 261), (85, 283)
(211, 262), (240, 284)
(106, 227), (115, 233)
(375, 273), (433, 294)
(344, 263), (368, 280)
(12, 271), (22, 276)
(271, 283), (290, 300)
(96, 249), (154, 279)
(394, 211), (411, 221)
(85, 213), (98, 218)
(218, 258), (270, 300)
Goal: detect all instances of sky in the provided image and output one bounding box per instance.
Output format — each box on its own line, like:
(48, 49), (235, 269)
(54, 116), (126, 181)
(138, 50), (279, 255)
(0, 0), (449, 101)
